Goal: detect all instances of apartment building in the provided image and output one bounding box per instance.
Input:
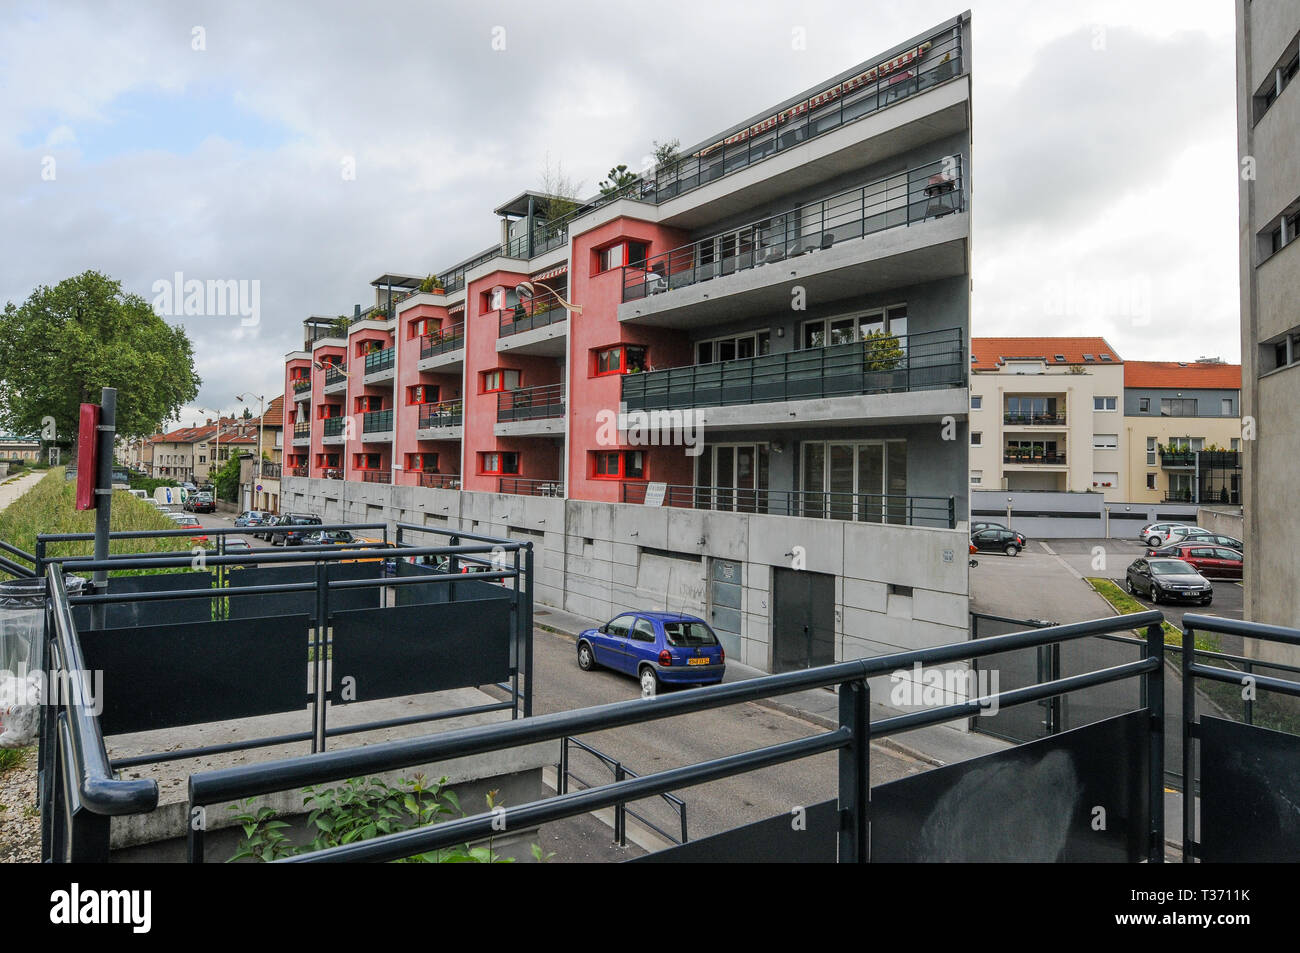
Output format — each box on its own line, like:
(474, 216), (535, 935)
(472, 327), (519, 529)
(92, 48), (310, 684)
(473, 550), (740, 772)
(1237, 0), (1300, 634)
(283, 14), (973, 678)
(1122, 360), (1242, 505)
(969, 337), (1126, 499)
(0, 434), (41, 462)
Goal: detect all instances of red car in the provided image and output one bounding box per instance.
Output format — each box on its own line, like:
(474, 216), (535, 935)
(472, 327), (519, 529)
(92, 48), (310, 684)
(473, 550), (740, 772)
(1145, 543), (1242, 579)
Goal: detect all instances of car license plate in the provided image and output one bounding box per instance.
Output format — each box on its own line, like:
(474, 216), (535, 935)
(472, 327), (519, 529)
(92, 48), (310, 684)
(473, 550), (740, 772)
(687, 657), (709, 666)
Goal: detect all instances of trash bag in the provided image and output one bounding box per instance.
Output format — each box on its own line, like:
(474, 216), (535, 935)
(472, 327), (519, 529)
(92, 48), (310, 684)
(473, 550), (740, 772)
(0, 670), (40, 748)
(0, 575), (85, 676)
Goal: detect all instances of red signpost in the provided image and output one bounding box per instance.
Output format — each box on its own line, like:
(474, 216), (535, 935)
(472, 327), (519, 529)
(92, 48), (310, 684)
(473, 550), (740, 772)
(75, 403), (100, 511)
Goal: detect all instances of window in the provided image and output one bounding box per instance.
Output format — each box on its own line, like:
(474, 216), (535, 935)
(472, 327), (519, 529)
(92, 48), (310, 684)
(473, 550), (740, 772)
(1093, 396), (1117, 411)
(802, 304), (907, 351)
(970, 395), (982, 410)
(1160, 398), (1197, 417)
(696, 331), (771, 364)
(970, 470), (982, 485)
(1221, 397), (1233, 416)
(1231, 437), (1240, 451)
(1093, 434), (1118, 450)
(596, 241), (649, 274)
(631, 618), (656, 642)
(354, 453), (380, 470)
(1146, 436), (1157, 466)
(481, 369), (521, 393)
(409, 317), (428, 338)
(1091, 472), (1118, 488)
(799, 439), (907, 523)
(594, 345), (647, 376)
(479, 452), (520, 475)
(1139, 397), (1150, 413)
(406, 453), (439, 472)
(592, 450), (645, 480)
(1146, 473), (1157, 490)
(407, 384), (439, 405)
(970, 432), (982, 447)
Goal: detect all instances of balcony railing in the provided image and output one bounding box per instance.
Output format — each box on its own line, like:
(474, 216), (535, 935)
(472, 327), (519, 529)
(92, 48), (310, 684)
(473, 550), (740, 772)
(322, 468), (344, 480)
(364, 346), (395, 375)
(290, 465), (308, 477)
(322, 417), (346, 437)
(1003, 412), (1066, 426)
(417, 472), (461, 489)
(497, 383), (565, 422)
(324, 363), (347, 387)
(420, 323), (465, 359)
(502, 222), (570, 260)
(1160, 450), (1195, 467)
(362, 409), (394, 434)
(498, 302), (567, 337)
(292, 378), (311, 393)
(499, 477), (565, 497)
(622, 155), (963, 304)
(643, 26), (962, 206)
(621, 483), (955, 528)
(622, 328), (963, 412)
(418, 401), (463, 429)
(1003, 452), (1066, 465)
(259, 463), (282, 480)
(359, 470), (392, 484)
(293, 422), (311, 437)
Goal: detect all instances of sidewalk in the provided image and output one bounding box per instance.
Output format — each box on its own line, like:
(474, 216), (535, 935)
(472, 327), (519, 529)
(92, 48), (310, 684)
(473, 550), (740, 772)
(532, 603), (1011, 769)
(0, 470), (45, 514)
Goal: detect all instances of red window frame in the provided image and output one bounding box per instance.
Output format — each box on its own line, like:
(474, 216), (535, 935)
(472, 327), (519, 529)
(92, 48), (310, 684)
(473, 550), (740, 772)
(593, 344), (647, 377)
(318, 404), (341, 420)
(407, 384), (439, 405)
(289, 367), (309, 382)
(591, 450), (645, 480)
(594, 240), (650, 275)
(353, 453), (381, 471)
(479, 451), (520, 475)
(406, 452), (439, 473)
(481, 369), (521, 393)
(409, 316), (429, 338)
(355, 395), (383, 413)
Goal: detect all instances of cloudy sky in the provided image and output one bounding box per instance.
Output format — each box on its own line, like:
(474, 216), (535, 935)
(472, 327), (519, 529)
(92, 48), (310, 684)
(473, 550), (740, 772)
(1, 0), (1238, 426)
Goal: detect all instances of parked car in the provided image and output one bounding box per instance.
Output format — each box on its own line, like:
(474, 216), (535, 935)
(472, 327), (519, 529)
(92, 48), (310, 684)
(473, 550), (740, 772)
(1158, 526), (1218, 547)
(971, 527), (1027, 556)
(271, 513), (323, 546)
(1125, 557), (1213, 605)
(234, 510), (267, 528)
(1200, 533), (1244, 551)
(1139, 522), (1188, 546)
(304, 530), (356, 546)
(577, 611), (726, 697)
(168, 512), (209, 545)
(971, 521), (1010, 535)
(223, 538), (252, 553)
(254, 514), (281, 540)
(186, 492), (215, 514)
(1145, 543), (1243, 579)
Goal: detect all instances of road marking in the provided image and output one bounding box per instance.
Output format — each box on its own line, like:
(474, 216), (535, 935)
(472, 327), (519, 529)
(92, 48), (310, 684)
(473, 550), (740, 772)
(1038, 541), (1056, 555)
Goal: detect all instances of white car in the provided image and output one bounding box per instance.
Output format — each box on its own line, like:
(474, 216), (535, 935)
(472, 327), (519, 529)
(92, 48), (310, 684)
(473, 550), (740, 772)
(1160, 525), (1217, 547)
(1139, 522), (1188, 546)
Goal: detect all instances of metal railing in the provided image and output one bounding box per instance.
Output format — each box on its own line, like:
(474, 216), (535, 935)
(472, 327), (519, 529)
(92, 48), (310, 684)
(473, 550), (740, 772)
(497, 302), (567, 337)
(364, 346), (395, 375)
(323, 469), (344, 480)
(1160, 451), (1196, 467)
(293, 422), (311, 437)
(642, 26), (962, 207)
(497, 383), (565, 422)
(292, 378), (311, 393)
(417, 472), (461, 489)
(1003, 412), (1066, 426)
(622, 155), (963, 303)
(290, 465), (308, 477)
(558, 737), (687, 847)
(502, 221), (570, 260)
(420, 323), (465, 359)
(260, 463), (282, 480)
(322, 417), (346, 437)
(620, 483), (955, 528)
(362, 409), (393, 434)
(498, 477), (564, 497)
(418, 401), (463, 429)
(324, 363), (347, 387)
(621, 328), (963, 412)
(0, 539), (37, 579)
(1003, 451), (1066, 465)
(359, 470), (391, 484)
(181, 609), (1164, 864)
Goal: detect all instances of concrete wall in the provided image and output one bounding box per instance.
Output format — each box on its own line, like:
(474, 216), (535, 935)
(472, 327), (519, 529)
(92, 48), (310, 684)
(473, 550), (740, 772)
(971, 489), (1201, 539)
(282, 475), (969, 679)
(1196, 506), (1245, 540)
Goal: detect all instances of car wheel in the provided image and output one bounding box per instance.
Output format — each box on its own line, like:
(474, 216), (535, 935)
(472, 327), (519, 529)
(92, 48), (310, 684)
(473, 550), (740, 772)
(1125, 576), (1135, 595)
(639, 666), (658, 698)
(1004, 544), (1019, 557)
(576, 641), (595, 671)
(1151, 586), (1161, 605)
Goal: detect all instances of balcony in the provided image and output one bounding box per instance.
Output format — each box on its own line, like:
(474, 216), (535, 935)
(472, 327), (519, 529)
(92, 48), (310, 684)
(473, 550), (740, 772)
(499, 477), (565, 497)
(621, 156), (964, 313)
(321, 416), (346, 444)
(361, 409), (394, 440)
(621, 483), (955, 528)
(418, 323), (466, 371)
(496, 304), (568, 357)
(359, 469), (391, 484)
(292, 422), (311, 446)
(290, 465), (308, 477)
(292, 378), (311, 401)
(496, 384), (564, 423)
(363, 346), (395, 382)
(642, 25), (962, 206)
(1003, 412), (1066, 427)
(502, 222), (569, 260)
(498, 302), (566, 337)
(1003, 451), (1067, 466)
(417, 472), (462, 490)
(621, 328), (963, 427)
(322, 468), (344, 480)
(324, 363), (348, 394)
(259, 463), (282, 480)
(417, 401), (463, 438)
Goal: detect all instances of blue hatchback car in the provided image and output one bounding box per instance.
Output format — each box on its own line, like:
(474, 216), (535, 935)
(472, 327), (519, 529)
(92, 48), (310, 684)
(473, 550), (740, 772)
(577, 611), (726, 696)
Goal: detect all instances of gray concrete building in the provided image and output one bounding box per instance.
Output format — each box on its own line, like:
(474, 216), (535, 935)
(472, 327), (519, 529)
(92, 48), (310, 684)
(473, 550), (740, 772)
(1236, 0), (1300, 642)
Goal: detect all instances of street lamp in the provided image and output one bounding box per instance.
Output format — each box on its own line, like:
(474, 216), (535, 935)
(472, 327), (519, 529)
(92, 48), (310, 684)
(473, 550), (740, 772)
(195, 407), (225, 485)
(515, 280), (582, 315)
(236, 393), (265, 490)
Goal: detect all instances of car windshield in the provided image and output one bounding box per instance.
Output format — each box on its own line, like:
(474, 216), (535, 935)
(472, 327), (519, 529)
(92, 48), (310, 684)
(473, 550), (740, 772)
(662, 621), (719, 646)
(1151, 562), (1197, 575)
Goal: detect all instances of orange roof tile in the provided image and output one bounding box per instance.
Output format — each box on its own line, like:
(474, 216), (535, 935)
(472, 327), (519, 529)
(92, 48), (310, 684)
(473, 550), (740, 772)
(1124, 361), (1241, 390)
(971, 337), (1122, 371)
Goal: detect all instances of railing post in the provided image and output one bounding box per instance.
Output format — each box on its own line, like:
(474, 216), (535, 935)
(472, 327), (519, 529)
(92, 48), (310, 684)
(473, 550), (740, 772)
(614, 762), (627, 847)
(1181, 621), (1195, 863)
(1145, 620), (1165, 862)
(948, 496), (956, 529)
(837, 677), (869, 862)
(558, 738), (568, 796)
(523, 543), (534, 718)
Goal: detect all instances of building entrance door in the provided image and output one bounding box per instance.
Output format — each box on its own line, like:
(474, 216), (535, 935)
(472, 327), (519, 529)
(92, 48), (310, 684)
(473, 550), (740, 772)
(771, 567), (835, 672)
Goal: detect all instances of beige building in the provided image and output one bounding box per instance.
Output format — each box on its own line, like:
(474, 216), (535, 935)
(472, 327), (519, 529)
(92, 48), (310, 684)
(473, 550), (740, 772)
(969, 337), (1127, 499)
(1237, 0), (1300, 635)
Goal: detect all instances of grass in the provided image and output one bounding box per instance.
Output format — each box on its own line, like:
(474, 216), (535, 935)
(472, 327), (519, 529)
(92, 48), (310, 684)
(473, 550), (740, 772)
(0, 747), (27, 773)
(1084, 577), (1221, 653)
(0, 468), (197, 579)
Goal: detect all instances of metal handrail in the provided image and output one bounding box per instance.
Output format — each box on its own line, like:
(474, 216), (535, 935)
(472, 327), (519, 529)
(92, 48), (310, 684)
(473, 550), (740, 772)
(558, 736), (688, 846)
(498, 478), (564, 497)
(1003, 412), (1066, 426)
(418, 400), (463, 429)
(361, 409), (393, 433)
(621, 327), (964, 412)
(324, 363), (347, 386)
(322, 416), (346, 436)
(420, 323), (465, 358)
(620, 483), (955, 528)
(496, 383), (564, 422)
(364, 346), (395, 375)
(623, 153), (963, 303)
(1003, 452), (1066, 465)
(497, 302), (567, 337)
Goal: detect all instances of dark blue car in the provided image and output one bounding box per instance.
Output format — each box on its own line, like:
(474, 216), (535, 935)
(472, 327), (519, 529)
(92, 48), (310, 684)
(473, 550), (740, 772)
(577, 611), (726, 696)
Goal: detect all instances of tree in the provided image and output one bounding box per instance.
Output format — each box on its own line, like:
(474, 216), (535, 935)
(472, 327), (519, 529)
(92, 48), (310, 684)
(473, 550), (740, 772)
(863, 330), (905, 371)
(212, 452), (242, 503)
(241, 407), (253, 420)
(0, 271), (201, 453)
(598, 164), (637, 195)
(538, 154), (582, 236)
(652, 138), (681, 172)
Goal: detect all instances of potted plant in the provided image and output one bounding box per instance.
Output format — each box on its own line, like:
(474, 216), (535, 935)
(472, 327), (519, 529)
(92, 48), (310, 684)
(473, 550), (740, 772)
(862, 330), (905, 391)
(418, 274), (445, 295)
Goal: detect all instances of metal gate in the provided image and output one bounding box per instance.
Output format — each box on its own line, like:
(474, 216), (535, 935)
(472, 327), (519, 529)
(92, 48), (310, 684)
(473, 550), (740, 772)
(771, 567), (835, 672)
(708, 558), (742, 659)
